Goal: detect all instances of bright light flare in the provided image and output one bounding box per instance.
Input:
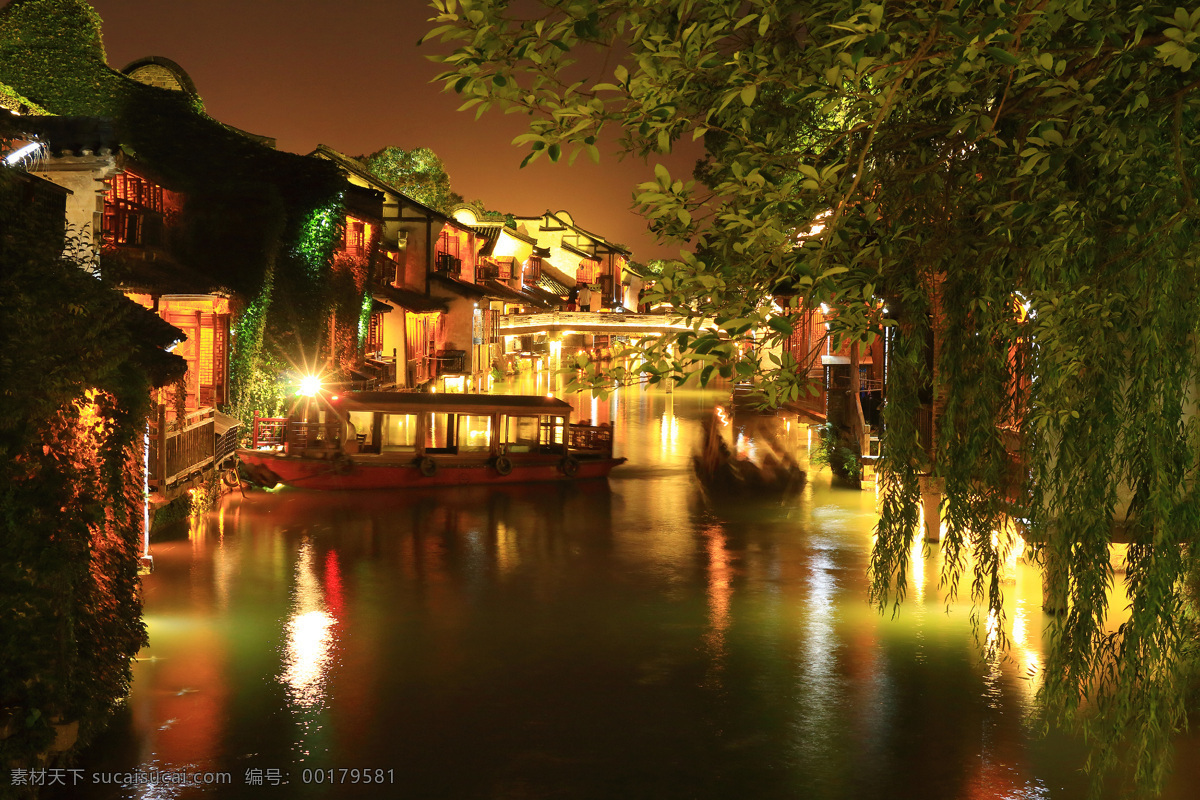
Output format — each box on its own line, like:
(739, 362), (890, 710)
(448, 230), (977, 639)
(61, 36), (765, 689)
(297, 374), (322, 397)
(3, 141), (42, 166)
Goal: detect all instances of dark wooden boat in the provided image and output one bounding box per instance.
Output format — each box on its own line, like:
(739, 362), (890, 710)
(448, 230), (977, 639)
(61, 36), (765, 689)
(238, 392), (625, 490)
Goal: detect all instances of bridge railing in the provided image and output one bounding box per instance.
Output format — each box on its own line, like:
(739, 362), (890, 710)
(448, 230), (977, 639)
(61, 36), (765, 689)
(499, 311), (703, 333)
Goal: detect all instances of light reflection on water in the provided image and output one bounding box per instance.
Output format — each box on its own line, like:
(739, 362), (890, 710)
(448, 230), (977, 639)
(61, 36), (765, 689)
(280, 540), (339, 717)
(48, 378), (1200, 799)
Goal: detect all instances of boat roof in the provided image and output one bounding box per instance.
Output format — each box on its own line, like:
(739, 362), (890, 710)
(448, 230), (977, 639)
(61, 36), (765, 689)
(331, 391), (573, 416)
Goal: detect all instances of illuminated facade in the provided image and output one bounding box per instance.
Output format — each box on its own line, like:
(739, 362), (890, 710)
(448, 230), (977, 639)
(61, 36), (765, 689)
(28, 128), (235, 500)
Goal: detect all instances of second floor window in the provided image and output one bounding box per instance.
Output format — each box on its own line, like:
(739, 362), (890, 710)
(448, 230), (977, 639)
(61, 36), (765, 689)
(345, 219), (366, 255)
(435, 230), (463, 276)
(103, 172), (168, 247)
(523, 256), (542, 284)
(577, 259), (598, 285)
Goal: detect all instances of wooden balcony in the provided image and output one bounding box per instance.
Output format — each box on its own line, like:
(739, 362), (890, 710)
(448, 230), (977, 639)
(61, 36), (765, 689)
(148, 405), (215, 490)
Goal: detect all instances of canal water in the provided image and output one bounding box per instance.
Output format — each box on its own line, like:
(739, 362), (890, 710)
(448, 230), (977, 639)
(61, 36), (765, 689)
(49, 379), (1199, 799)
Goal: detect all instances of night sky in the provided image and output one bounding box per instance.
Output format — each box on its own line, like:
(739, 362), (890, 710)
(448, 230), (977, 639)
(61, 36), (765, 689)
(87, 0), (703, 259)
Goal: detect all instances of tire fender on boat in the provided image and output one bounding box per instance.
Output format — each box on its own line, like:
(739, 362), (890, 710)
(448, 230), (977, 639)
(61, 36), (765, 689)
(417, 456), (438, 477)
(221, 468), (240, 488)
(559, 455), (580, 477)
(493, 455), (513, 476)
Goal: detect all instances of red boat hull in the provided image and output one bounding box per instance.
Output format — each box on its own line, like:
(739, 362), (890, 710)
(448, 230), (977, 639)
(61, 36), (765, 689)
(237, 449), (625, 491)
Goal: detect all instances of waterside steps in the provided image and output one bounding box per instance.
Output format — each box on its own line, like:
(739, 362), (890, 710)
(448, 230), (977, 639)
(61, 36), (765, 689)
(859, 430), (882, 490)
(860, 455), (880, 491)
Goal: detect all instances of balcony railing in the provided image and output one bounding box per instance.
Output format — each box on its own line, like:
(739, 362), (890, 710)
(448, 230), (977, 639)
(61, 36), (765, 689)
(148, 405), (215, 490)
(435, 252), (462, 277)
(433, 349), (466, 375)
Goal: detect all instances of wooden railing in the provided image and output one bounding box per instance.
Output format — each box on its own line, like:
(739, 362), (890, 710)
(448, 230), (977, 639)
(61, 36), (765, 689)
(252, 413), (288, 450)
(148, 405), (215, 490)
(215, 422), (241, 464)
(250, 416), (342, 451)
(287, 421), (341, 450)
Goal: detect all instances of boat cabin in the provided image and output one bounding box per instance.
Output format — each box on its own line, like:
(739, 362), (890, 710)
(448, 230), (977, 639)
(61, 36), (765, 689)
(272, 392), (612, 461)
(242, 392), (621, 489)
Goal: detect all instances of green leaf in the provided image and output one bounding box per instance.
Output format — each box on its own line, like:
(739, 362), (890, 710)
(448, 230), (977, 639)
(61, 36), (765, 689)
(986, 46), (1019, 66)
(767, 316), (793, 336)
(740, 84), (757, 106)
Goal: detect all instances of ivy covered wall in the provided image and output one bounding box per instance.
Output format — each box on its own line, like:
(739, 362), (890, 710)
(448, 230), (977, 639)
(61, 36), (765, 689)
(0, 0), (351, 430)
(1, 168), (186, 772)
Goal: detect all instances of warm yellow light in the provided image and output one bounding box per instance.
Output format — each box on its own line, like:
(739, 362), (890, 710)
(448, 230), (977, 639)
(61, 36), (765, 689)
(298, 375), (322, 397)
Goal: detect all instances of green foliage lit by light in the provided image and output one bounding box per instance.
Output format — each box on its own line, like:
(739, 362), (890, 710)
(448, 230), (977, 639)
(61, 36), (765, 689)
(427, 1), (1200, 793)
(360, 146), (462, 212)
(357, 290), (372, 350)
(0, 79), (47, 114)
(228, 276), (287, 437)
(293, 200), (342, 278)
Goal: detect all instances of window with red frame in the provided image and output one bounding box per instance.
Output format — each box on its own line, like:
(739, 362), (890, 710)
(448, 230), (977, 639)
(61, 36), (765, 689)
(435, 230), (463, 276)
(367, 312), (384, 353)
(344, 218), (366, 256)
(103, 172), (168, 247)
(576, 259), (598, 285)
(524, 256), (542, 284)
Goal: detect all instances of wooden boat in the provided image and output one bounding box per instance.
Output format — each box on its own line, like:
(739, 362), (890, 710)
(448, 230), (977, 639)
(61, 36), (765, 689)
(237, 392), (625, 490)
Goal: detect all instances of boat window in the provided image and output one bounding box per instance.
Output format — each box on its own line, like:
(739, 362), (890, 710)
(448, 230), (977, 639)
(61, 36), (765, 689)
(457, 415), (492, 453)
(505, 416), (540, 453)
(426, 413), (456, 453)
(382, 413), (419, 452)
(541, 416), (565, 447)
(348, 411), (374, 447)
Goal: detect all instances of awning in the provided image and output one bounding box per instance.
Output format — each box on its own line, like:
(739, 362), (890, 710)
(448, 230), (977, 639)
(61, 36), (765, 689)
(371, 299), (393, 314)
(214, 411), (241, 436)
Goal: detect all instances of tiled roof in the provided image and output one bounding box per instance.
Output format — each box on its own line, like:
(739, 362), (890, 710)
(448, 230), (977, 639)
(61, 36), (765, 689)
(471, 224), (502, 256)
(536, 272), (570, 296)
(100, 249), (229, 296)
(372, 284), (448, 313)
(14, 114), (119, 157)
(431, 272), (490, 298)
(482, 279), (545, 306)
(560, 241), (595, 260)
(523, 284), (565, 307)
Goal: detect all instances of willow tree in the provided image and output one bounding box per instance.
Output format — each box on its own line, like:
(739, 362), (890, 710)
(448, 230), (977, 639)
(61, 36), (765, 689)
(425, 0), (1200, 793)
